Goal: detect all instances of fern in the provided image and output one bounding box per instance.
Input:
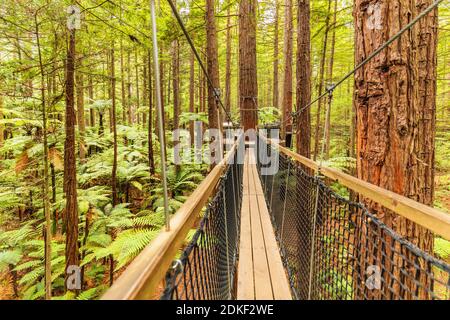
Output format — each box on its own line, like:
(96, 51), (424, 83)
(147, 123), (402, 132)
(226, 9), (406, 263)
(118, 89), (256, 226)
(106, 228), (159, 270)
(77, 288), (98, 300)
(0, 250), (22, 271)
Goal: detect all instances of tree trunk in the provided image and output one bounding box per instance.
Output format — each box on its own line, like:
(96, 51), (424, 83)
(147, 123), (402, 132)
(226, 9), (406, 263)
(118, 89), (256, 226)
(110, 45), (118, 287)
(127, 51), (133, 125)
(324, 0), (338, 160)
(281, 0), (293, 145)
(206, 0), (221, 131)
(225, 6), (232, 113)
(111, 46), (118, 207)
(313, 0), (331, 160)
(272, 0), (279, 110)
(88, 74), (95, 128)
(354, 0), (437, 299)
(198, 67), (203, 113)
(64, 28), (79, 292)
(135, 48), (141, 125)
(172, 40), (180, 130)
(295, 0), (311, 158)
(239, 0), (258, 131)
(143, 53), (147, 127)
(189, 52), (195, 142)
(76, 63), (86, 162)
(120, 39), (127, 124)
(35, 13), (52, 299)
(147, 49), (155, 175)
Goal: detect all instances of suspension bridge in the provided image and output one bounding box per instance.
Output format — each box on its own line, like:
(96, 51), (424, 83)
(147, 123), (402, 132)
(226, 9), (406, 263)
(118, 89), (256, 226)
(100, 132), (450, 300)
(100, 0), (449, 300)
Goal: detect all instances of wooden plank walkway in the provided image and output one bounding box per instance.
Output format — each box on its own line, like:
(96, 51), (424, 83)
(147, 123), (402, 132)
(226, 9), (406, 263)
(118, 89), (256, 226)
(237, 148), (292, 300)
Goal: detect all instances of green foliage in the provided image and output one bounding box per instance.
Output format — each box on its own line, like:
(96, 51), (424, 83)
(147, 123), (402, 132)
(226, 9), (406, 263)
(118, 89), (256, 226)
(13, 240), (66, 300)
(322, 156), (356, 174)
(434, 237), (450, 260)
(258, 107), (281, 125)
(179, 112), (208, 125)
(0, 250), (22, 272)
(150, 165), (203, 213)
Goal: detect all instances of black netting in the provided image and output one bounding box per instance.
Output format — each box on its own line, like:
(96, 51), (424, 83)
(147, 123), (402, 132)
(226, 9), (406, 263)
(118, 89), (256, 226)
(258, 135), (450, 300)
(161, 150), (243, 300)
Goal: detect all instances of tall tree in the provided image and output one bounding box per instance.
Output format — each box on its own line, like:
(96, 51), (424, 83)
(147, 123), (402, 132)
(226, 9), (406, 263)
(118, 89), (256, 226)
(145, 50), (155, 174)
(272, 0), (279, 110)
(64, 24), (79, 292)
(110, 44), (118, 286)
(354, 0), (438, 299)
(324, 0), (338, 160)
(76, 59), (86, 162)
(88, 73), (95, 128)
(120, 39), (127, 124)
(110, 45), (118, 207)
(281, 0), (293, 145)
(225, 5), (232, 113)
(239, 0), (258, 131)
(135, 48), (141, 125)
(313, 0), (332, 160)
(34, 9), (52, 299)
(295, 0), (311, 157)
(172, 39), (180, 130)
(189, 52), (195, 141)
(206, 0), (221, 130)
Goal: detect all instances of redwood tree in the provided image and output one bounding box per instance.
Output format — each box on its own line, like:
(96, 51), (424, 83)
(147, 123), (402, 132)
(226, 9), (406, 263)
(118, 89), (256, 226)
(206, 0), (221, 130)
(296, 0), (311, 157)
(64, 27), (79, 291)
(354, 0), (438, 299)
(239, 0), (258, 131)
(225, 5), (232, 113)
(272, 0), (279, 110)
(281, 0), (293, 144)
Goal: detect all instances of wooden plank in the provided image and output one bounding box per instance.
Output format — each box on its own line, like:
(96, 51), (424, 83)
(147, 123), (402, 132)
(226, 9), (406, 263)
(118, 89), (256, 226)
(249, 163), (291, 300)
(264, 138), (450, 241)
(236, 193), (255, 300)
(250, 165), (264, 195)
(102, 142), (239, 300)
(249, 192), (273, 300)
(237, 151), (255, 299)
(257, 194), (292, 300)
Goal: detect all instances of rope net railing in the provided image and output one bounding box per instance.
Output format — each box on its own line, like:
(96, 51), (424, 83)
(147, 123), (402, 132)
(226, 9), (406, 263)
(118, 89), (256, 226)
(257, 135), (450, 300)
(161, 147), (243, 300)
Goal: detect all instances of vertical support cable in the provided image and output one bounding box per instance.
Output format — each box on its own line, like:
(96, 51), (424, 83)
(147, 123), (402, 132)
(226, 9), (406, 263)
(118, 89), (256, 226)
(150, 0), (170, 230)
(222, 186), (232, 299)
(308, 183), (320, 300)
(308, 89), (333, 299)
(230, 151), (239, 247)
(280, 160), (291, 242)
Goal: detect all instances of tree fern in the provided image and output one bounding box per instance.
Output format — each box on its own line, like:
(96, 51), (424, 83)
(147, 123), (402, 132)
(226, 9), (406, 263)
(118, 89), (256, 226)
(105, 228), (159, 270)
(0, 250), (22, 271)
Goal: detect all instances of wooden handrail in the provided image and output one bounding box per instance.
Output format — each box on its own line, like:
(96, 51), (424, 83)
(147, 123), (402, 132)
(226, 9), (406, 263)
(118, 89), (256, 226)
(101, 141), (240, 300)
(267, 139), (450, 241)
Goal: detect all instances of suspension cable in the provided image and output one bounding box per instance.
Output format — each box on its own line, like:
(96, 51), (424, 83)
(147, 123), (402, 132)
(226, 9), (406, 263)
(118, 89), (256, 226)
(165, 0), (237, 127)
(290, 0), (443, 121)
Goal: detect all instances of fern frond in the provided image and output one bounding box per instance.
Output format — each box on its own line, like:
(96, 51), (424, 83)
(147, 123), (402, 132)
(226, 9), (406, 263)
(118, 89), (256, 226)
(77, 288), (98, 300)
